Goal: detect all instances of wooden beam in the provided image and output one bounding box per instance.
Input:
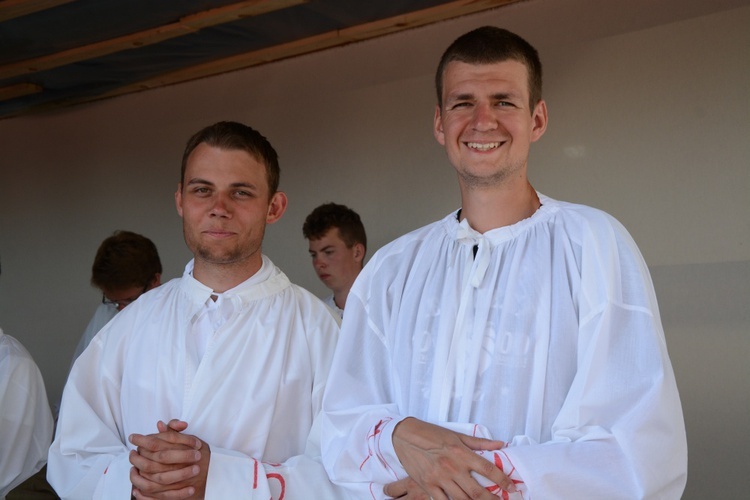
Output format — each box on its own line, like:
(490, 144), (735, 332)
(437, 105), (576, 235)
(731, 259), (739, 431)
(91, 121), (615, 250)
(0, 0), (75, 22)
(2, 0), (523, 118)
(0, 82), (43, 101)
(100, 0), (523, 98)
(0, 0), (307, 80)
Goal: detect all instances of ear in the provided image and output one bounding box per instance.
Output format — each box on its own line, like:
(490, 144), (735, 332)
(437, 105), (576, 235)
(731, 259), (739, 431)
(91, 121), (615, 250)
(353, 243), (365, 263)
(175, 183), (184, 217)
(266, 191), (288, 224)
(433, 105), (446, 146)
(149, 273), (162, 288)
(530, 99), (548, 143)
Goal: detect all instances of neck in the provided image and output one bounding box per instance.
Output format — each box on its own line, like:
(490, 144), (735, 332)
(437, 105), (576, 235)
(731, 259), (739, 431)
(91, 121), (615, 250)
(192, 256), (262, 293)
(458, 179), (540, 233)
(332, 287), (351, 310)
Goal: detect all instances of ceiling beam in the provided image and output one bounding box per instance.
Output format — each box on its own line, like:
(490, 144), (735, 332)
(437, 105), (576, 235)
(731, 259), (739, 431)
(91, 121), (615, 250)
(0, 82), (43, 101)
(99, 0), (523, 98)
(0, 0), (75, 22)
(0, 0), (307, 80)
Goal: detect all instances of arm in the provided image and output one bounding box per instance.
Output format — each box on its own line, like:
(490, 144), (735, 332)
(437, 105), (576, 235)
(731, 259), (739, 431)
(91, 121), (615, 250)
(0, 336), (54, 497)
(48, 330), (135, 500)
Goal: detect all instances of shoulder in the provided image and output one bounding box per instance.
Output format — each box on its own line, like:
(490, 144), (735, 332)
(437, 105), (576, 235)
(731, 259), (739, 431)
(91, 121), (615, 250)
(542, 195), (636, 247)
(0, 331), (43, 380)
(288, 283), (341, 324)
(368, 216), (451, 267)
(0, 330), (31, 360)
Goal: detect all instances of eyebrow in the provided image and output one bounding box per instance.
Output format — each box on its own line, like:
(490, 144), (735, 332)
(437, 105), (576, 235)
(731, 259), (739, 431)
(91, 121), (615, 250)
(186, 178), (259, 190)
(447, 91), (519, 102)
(309, 245), (334, 254)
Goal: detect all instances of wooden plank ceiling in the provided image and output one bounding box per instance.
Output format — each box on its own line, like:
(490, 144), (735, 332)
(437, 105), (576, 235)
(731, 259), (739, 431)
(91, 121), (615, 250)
(0, 0), (522, 120)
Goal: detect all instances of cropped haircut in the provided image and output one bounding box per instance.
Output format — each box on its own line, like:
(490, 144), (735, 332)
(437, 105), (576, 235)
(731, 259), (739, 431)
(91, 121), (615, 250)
(435, 26), (543, 111)
(303, 203), (367, 255)
(180, 121), (280, 195)
(91, 231), (162, 290)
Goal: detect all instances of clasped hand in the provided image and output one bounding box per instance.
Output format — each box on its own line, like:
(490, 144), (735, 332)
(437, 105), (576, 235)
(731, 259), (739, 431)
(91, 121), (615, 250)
(129, 419), (210, 499)
(384, 417), (514, 499)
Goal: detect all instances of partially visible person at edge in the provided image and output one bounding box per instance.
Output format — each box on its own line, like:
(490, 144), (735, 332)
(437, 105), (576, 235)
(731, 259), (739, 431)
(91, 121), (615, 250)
(49, 121), (348, 499)
(320, 26), (687, 499)
(69, 230), (162, 369)
(0, 258), (55, 498)
(303, 202), (367, 318)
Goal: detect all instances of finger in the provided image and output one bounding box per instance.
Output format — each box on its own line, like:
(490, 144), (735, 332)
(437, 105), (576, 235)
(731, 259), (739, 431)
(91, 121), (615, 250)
(130, 449), (201, 472)
(130, 432), (201, 451)
(130, 450), (180, 473)
(131, 463), (200, 490)
(469, 453), (516, 494)
(166, 419), (189, 432)
(132, 485), (196, 500)
(383, 477), (434, 499)
(457, 434), (505, 452)
(383, 477), (409, 497)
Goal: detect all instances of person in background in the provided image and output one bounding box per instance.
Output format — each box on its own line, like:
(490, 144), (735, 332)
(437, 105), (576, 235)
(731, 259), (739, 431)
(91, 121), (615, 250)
(49, 121), (346, 499)
(70, 230), (162, 366)
(303, 203), (366, 318)
(0, 258), (55, 498)
(321, 26), (687, 499)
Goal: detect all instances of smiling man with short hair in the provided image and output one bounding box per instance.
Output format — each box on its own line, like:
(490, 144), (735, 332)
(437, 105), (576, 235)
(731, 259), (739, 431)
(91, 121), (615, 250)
(50, 121), (345, 500)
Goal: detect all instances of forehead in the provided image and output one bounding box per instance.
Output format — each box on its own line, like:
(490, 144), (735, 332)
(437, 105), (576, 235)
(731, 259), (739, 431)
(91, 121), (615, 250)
(308, 227), (346, 248)
(185, 143), (267, 185)
(441, 60), (530, 98)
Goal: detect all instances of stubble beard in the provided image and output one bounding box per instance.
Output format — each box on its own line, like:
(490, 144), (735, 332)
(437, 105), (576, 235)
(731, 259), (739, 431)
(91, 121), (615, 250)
(458, 155), (527, 190)
(184, 226), (265, 268)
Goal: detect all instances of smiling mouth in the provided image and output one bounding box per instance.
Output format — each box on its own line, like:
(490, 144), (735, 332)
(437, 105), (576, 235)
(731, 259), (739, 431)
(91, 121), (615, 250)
(466, 142), (501, 151)
(204, 230), (234, 238)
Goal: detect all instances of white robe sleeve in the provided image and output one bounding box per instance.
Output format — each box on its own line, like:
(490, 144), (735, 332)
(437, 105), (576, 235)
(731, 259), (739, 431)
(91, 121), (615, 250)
(48, 330), (133, 500)
(205, 417), (351, 499)
(0, 332), (54, 498)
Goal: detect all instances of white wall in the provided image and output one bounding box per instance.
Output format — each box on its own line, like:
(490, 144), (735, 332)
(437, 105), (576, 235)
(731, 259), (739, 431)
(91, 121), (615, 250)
(1, 0), (748, 497)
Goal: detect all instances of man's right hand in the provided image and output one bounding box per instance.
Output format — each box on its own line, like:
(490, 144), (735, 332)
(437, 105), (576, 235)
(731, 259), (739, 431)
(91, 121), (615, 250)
(386, 417), (514, 500)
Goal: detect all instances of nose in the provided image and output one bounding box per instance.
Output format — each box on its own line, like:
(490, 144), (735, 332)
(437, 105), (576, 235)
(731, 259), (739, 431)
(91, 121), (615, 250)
(313, 256), (326, 270)
(471, 102), (498, 132)
(210, 193), (231, 217)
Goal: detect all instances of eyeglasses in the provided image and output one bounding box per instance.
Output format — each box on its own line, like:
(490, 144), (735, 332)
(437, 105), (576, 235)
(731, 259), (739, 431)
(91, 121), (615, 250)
(102, 284), (149, 310)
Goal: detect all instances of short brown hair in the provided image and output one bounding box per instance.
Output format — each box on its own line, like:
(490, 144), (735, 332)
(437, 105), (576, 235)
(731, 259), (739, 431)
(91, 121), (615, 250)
(303, 203), (367, 256)
(181, 121), (280, 194)
(435, 26), (543, 111)
(91, 231), (162, 290)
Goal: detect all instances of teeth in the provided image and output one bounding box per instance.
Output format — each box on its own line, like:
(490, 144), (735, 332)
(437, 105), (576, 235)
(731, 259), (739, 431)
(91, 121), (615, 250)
(467, 142), (500, 151)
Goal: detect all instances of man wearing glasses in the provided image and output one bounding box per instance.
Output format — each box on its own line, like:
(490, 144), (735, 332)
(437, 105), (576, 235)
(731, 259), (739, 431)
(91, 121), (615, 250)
(69, 230), (162, 366)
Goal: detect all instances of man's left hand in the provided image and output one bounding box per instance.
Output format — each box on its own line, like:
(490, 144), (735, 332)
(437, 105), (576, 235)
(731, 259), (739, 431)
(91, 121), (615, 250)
(129, 420), (211, 499)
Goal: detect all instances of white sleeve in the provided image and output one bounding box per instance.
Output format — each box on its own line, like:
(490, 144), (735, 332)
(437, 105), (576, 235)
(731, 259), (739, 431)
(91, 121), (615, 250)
(0, 335), (54, 498)
(321, 279), (412, 498)
(48, 330), (133, 500)
(205, 417), (351, 499)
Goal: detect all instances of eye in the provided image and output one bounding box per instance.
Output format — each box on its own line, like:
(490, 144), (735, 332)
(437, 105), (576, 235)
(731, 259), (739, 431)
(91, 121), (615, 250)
(233, 189), (256, 199)
(496, 100), (517, 108)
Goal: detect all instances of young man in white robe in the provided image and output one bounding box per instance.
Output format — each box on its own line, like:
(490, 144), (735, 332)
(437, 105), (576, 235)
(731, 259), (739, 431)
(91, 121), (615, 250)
(49, 122), (346, 499)
(320, 27), (687, 499)
(303, 203), (367, 318)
